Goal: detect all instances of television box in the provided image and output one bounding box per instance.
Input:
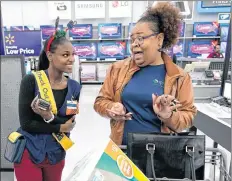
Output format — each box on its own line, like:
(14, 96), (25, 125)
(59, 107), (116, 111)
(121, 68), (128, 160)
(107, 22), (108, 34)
(73, 43), (97, 60)
(193, 22), (219, 36)
(98, 23), (122, 39)
(220, 42), (227, 53)
(166, 48), (173, 58)
(81, 64), (96, 81)
(10, 26), (34, 31)
(69, 24), (92, 39)
(128, 23), (136, 38)
(64, 138), (149, 181)
(98, 41), (126, 59)
(173, 40), (184, 57)
(188, 40), (214, 58)
(178, 22), (185, 37)
(125, 41), (131, 57)
(97, 63), (111, 82)
(40, 25), (64, 40)
(220, 24), (229, 42)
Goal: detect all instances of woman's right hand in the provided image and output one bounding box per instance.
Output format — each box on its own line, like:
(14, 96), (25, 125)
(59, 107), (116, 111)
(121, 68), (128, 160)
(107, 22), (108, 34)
(60, 116), (76, 132)
(106, 102), (132, 121)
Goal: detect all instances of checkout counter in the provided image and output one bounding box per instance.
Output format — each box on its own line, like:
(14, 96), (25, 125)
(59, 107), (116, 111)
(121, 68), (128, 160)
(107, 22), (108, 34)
(182, 59), (231, 152)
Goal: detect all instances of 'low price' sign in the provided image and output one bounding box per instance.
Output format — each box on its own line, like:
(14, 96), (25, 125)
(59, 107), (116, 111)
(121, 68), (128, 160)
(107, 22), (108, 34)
(4, 30), (42, 56)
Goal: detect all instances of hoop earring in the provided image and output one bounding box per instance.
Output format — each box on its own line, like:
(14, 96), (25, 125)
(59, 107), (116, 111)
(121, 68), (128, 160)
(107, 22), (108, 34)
(158, 45), (163, 52)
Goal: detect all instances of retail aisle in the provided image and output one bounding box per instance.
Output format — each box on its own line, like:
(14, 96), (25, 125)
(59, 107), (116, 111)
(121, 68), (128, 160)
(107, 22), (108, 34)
(61, 85), (111, 180)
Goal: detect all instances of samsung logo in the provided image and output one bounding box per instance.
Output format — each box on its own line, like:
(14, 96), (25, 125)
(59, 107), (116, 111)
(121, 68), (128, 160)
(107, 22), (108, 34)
(76, 3), (103, 8)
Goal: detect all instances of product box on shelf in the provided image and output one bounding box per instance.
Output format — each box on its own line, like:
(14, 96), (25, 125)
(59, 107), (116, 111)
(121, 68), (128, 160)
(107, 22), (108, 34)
(172, 40), (184, 57)
(73, 43), (97, 60)
(220, 24), (229, 42)
(128, 23), (136, 38)
(166, 48), (173, 57)
(98, 41), (126, 59)
(125, 40), (131, 57)
(193, 22), (219, 36)
(188, 40), (214, 58)
(98, 23), (122, 39)
(3, 26), (7, 31)
(40, 25), (64, 40)
(69, 24), (93, 39)
(178, 22), (185, 37)
(220, 42), (227, 53)
(81, 64), (97, 81)
(10, 26), (34, 31)
(97, 63), (111, 82)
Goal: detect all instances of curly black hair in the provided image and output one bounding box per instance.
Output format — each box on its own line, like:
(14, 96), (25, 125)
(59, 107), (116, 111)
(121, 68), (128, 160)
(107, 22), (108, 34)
(138, 2), (182, 49)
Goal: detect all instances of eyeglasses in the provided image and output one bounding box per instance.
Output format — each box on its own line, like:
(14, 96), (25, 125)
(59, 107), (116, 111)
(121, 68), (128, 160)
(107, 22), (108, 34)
(129, 33), (158, 45)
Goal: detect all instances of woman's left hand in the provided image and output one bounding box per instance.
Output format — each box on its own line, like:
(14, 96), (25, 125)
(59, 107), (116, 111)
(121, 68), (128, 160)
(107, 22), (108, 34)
(152, 94), (182, 120)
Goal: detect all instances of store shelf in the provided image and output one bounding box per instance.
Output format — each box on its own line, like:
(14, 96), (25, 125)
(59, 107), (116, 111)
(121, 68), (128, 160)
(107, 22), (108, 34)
(80, 60), (118, 63)
(177, 57), (225, 62)
(178, 36), (220, 40)
(42, 36), (220, 43)
(81, 81), (104, 85)
(42, 38), (129, 43)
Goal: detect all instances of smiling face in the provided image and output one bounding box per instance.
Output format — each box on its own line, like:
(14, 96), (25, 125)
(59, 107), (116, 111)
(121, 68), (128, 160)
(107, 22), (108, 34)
(47, 41), (75, 73)
(130, 22), (164, 67)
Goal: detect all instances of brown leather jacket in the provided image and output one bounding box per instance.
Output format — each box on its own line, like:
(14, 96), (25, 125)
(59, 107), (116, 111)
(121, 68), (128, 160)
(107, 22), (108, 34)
(94, 52), (197, 145)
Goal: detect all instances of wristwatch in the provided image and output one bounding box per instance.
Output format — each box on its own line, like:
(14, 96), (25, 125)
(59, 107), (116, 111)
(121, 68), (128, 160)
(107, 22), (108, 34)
(43, 114), (55, 123)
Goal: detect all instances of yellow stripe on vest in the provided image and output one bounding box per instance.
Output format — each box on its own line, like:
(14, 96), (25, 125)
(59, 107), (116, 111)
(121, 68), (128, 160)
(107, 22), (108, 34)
(32, 70), (74, 151)
(32, 71), (57, 115)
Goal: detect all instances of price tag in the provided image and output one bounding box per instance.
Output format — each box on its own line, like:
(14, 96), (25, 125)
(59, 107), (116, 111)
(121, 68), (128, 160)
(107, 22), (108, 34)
(105, 58), (116, 61)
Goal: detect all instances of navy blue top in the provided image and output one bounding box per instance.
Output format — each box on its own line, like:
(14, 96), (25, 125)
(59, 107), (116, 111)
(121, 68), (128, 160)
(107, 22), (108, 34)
(18, 71), (81, 164)
(121, 64), (166, 145)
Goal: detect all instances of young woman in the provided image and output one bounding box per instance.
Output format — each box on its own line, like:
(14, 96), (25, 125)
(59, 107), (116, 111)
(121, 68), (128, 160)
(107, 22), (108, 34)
(14, 29), (81, 181)
(94, 2), (197, 146)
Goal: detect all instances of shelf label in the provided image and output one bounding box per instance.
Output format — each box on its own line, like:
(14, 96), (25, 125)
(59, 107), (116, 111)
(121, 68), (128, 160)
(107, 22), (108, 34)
(105, 58), (116, 61)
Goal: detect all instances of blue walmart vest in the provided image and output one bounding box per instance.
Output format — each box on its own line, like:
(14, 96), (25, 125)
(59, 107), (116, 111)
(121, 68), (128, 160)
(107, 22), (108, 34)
(18, 71), (81, 165)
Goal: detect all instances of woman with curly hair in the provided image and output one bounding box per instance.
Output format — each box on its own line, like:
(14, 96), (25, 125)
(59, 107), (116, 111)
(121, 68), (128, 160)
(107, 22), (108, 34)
(94, 2), (197, 145)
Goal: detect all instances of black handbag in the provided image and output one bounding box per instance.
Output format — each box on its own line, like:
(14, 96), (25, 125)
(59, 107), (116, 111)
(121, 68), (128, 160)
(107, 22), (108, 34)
(4, 131), (26, 164)
(127, 132), (205, 181)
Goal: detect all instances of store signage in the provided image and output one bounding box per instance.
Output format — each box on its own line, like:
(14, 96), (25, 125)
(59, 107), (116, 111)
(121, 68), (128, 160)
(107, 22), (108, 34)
(201, 1), (231, 8)
(48, 1), (71, 19)
(197, 1), (231, 13)
(75, 1), (105, 19)
(0, 4), (5, 55)
(109, 1), (132, 18)
(4, 31), (42, 56)
(147, 1), (194, 20)
(218, 13), (231, 23)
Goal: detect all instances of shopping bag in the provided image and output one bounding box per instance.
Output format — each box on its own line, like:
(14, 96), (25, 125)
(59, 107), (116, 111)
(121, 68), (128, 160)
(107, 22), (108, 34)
(64, 138), (149, 181)
(127, 132), (205, 181)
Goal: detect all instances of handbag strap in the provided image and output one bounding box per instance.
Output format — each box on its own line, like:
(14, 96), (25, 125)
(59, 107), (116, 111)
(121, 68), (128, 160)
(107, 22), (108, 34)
(185, 146), (196, 181)
(146, 143), (157, 181)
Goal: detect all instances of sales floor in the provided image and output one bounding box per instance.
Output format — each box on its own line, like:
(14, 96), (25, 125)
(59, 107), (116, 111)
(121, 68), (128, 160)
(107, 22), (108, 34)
(1, 85), (231, 181)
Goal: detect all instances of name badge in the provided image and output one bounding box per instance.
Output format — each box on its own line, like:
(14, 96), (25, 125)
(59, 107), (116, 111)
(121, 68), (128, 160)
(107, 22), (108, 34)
(66, 100), (79, 115)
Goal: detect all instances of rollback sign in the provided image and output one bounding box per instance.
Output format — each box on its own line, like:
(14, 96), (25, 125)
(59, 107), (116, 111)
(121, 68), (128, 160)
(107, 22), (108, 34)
(4, 31), (42, 56)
